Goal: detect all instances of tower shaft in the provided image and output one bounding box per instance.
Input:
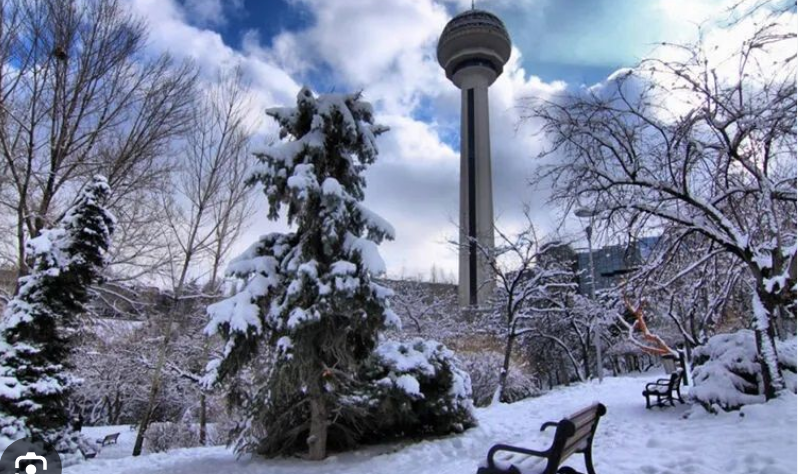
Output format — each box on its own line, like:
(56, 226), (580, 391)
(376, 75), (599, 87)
(458, 75), (494, 307)
(437, 8), (511, 307)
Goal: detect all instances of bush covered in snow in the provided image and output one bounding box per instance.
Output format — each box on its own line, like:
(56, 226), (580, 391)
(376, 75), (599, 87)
(691, 329), (787, 412)
(775, 335), (797, 392)
(457, 351), (540, 406)
(362, 339), (476, 438)
(0, 176), (114, 455)
(145, 420), (200, 453)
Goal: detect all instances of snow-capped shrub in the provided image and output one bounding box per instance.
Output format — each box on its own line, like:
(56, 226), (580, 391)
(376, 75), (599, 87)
(457, 352), (540, 406)
(690, 330), (764, 411)
(691, 331), (798, 412)
(145, 420), (199, 453)
(775, 336), (796, 371)
(775, 335), (797, 392)
(362, 338), (476, 439)
(205, 419), (239, 447)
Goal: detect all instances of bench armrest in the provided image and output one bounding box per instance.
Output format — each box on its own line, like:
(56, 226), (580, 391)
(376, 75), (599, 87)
(540, 421), (559, 432)
(486, 444), (549, 470)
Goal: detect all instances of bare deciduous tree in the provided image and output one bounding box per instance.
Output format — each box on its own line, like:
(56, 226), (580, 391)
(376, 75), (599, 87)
(464, 213), (575, 403)
(0, 0), (197, 277)
(525, 4), (796, 398)
(132, 68), (255, 456)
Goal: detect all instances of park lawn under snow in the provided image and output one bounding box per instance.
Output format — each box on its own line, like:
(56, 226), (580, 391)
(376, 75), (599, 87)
(66, 373), (796, 474)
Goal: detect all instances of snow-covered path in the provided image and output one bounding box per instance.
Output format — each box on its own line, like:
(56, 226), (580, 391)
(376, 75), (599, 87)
(66, 374), (797, 474)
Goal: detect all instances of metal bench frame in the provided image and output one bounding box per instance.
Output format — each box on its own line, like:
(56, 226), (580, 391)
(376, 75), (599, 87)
(477, 403), (607, 474)
(642, 369), (684, 409)
(96, 432), (121, 446)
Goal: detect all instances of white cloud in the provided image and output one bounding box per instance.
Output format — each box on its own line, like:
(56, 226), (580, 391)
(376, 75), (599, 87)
(253, 0), (572, 277)
(182, 0), (237, 27)
(129, 0), (300, 111)
(126, 0), (678, 279)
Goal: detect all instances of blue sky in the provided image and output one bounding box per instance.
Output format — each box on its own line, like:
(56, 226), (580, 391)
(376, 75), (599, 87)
(193, 0), (712, 86)
(133, 0), (731, 279)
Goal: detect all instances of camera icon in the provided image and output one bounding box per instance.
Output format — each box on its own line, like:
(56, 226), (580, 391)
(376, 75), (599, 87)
(1, 438), (61, 474)
(15, 452), (47, 474)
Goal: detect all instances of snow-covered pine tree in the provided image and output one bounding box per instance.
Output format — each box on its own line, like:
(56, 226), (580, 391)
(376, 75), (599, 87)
(204, 87), (398, 460)
(0, 176), (115, 454)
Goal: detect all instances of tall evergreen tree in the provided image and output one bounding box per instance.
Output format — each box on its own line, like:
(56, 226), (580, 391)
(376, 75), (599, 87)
(0, 176), (116, 451)
(205, 87), (398, 459)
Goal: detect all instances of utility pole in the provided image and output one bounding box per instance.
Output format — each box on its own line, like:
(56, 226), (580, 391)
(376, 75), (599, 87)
(576, 208), (604, 383)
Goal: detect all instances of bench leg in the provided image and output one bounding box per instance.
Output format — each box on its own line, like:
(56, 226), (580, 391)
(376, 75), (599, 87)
(644, 393), (651, 409)
(557, 468), (581, 474)
(477, 465), (521, 474)
(584, 446), (598, 474)
(675, 387), (685, 404)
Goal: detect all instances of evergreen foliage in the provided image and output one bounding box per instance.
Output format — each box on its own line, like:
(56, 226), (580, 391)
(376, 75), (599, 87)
(691, 330), (797, 412)
(0, 176), (115, 452)
(691, 330), (763, 412)
(363, 339), (476, 438)
(204, 87), (401, 458)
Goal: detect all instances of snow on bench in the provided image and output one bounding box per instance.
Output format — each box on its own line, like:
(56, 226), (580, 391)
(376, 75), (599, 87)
(477, 402), (607, 474)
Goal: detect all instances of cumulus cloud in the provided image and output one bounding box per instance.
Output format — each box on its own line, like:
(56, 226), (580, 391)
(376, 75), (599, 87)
(125, 0), (579, 278)
(125, 0), (751, 279)
(129, 0), (300, 115)
(181, 0), (243, 27)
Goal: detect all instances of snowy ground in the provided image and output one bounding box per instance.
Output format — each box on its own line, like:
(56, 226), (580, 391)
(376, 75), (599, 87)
(67, 373), (797, 474)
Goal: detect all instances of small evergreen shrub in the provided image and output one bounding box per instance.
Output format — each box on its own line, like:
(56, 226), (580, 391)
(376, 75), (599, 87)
(362, 338), (476, 439)
(775, 335), (797, 392)
(691, 330), (764, 411)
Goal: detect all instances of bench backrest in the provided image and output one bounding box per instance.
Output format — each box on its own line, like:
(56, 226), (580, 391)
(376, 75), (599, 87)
(662, 356), (677, 374)
(104, 433), (120, 442)
(668, 369), (682, 388)
(544, 403), (606, 473)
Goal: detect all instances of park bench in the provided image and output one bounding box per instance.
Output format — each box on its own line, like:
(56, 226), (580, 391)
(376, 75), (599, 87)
(642, 369), (684, 409)
(477, 403), (607, 474)
(79, 447), (97, 459)
(96, 432), (120, 447)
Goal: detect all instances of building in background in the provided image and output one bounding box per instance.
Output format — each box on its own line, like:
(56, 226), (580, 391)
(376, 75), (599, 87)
(575, 236), (660, 295)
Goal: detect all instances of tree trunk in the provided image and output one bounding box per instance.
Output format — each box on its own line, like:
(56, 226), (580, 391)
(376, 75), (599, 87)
(133, 324), (172, 456)
(307, 376), (328, 460)
(199, 393), (207, 446)
(198, 338), (212, 446)
(753, 289), (785, 400)
(496, 334), (515, 404)
(581, 339), (591, 381)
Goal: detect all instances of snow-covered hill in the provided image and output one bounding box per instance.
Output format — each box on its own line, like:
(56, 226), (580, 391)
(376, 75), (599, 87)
(66, 373), (797, 474)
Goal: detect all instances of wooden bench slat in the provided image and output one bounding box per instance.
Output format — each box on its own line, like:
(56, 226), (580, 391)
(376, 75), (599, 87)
(569, 411), (599, 431)
(567, 404), (598, 421)
(557, 425), (595, 465)
(562, 423), (594, 454)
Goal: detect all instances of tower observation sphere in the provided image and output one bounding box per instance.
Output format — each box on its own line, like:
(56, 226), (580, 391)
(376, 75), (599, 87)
(437, 10), (511, 307)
